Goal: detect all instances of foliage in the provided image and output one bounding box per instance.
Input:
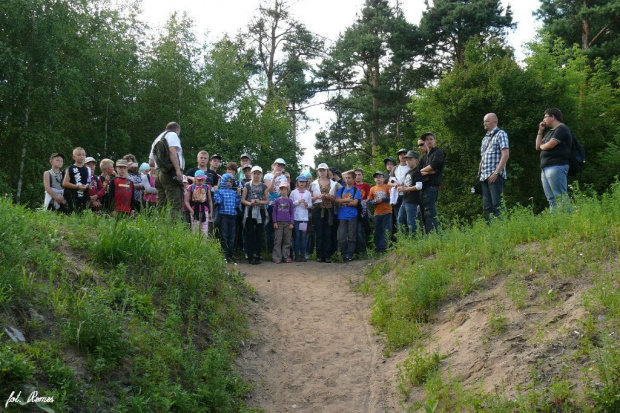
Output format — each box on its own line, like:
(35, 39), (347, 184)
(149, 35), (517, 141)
(0, 199), (252, 410)
(397, 347), (444, 395)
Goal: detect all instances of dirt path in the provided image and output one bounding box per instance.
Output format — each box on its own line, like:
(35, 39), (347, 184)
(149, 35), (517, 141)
(236, 260), (401, 412)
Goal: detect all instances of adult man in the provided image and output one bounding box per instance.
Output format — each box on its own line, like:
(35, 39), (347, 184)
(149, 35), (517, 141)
(479, 113), (510, 221)
(185, 150), (210, 184)
(536, 108), (572, 211)
(149, 122), (184, 213)
(418, 132), (445, 234)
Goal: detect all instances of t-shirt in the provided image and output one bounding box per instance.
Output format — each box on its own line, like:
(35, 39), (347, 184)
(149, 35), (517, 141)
(290, 189), (312, 221)
(109, 177), (134, 213)
(540, 123), (572, 168)
(65, 164), (91, 212)
(403, 167), (423, 204)
(368, 185), (392, 216)
(272, 197), (294, 223)
(244, 182), (268, 203)
(149, 131), (184, 171)
(355, 182), (371, 200)
(337, 186), (362, 220)
(394, 164), (410, 196)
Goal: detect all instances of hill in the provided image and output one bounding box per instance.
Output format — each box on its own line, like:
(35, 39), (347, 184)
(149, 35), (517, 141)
(0, 202), (252, 411)
(360, 183), (620, 411)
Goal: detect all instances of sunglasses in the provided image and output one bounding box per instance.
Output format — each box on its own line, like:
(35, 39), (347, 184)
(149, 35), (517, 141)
(417, 143), (425, 147)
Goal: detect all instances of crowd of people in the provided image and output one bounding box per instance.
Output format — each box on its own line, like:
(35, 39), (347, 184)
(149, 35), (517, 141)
(43, 109), (576, 264)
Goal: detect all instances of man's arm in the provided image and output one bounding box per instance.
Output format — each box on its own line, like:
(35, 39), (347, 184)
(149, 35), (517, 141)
(168, 146), (183, 182)
(488, 148), (510, 183)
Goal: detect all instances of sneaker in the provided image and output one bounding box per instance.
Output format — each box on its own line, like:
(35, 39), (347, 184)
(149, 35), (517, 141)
(317, 257), (324, 263)
(273, 260), (281, 264)
(285, 258), (292, 263)
(302, 257), (307, 262)
(324, 258), (332, 263)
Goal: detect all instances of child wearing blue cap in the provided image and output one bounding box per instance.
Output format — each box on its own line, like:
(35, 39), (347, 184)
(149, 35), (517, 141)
(213, 173), (241, 263)
(184, 170), (213, 236)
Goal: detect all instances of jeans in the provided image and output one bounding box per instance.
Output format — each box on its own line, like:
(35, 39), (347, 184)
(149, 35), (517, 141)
(481, 176), (504, 222)
(374, 213), (392, 253)
(219, 214), (237, 259)
(313, 207), (333, 260)
(397, 202), (419, 236)
(294, 221), (308, 259)
(541, 164), (570, 212)
(245, 218), (264, 260)
(338, 217), (358, 260)
(420, 186), (439, 234)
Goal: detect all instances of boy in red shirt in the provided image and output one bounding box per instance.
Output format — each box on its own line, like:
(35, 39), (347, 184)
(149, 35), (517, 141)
(106, 159), (137, 217)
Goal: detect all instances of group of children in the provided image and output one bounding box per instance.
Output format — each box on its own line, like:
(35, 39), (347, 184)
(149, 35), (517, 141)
(44, 147), (425, 265)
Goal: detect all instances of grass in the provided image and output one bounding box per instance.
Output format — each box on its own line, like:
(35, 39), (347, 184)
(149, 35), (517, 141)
(0, 200), (253, 411)
(364, 182), (620, 411)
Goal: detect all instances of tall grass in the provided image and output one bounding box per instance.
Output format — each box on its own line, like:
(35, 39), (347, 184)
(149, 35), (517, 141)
(364, 183), (620, 410)
(0, 200), (252, 411)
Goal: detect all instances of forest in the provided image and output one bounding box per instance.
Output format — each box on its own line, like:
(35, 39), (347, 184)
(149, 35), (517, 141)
(1, 0), (619, 220)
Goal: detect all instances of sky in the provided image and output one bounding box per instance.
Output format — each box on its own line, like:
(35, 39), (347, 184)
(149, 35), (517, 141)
(140, 0), (541, 168)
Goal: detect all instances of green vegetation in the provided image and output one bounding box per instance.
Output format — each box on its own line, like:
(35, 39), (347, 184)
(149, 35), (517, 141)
(364, 184), (620, 411)
(0, 199), (252, 411)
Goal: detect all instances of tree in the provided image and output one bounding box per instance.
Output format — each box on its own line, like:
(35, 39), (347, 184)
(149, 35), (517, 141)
(317, 0), (418, 164)
(418, 0), (515, 70)
(535, 0), (620, 63)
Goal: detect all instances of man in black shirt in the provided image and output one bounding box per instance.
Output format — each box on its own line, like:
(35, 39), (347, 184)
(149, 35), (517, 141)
(536, 108), (572, 211)
(418, 132), (445, 234)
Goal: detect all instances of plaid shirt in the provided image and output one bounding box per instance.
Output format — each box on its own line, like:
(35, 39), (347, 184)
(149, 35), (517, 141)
(480, 127), (509, 180)
(213, 188), (240, 215)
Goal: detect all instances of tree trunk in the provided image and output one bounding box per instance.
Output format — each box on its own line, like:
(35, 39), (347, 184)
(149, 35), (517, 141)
(371, 62), (380, 158)
(581, 0), (590, 50)
(16, 105), (30, 202)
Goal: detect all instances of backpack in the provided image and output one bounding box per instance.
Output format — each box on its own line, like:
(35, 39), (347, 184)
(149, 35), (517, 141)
(339, 186), (363, 218)
(568, 132), (586, 177)
(152, 131), (173, 173)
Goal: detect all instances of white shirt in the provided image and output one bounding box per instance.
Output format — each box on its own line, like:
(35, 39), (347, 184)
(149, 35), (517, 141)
(309, 179), (337, 204)
(149, 131), (185, 170)
(290, 189), (313, 221)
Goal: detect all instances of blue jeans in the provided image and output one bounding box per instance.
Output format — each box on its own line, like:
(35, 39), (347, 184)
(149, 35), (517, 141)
(219, 214), (237, 259)
(420, 186), (439, 234)
(541, 164), (570, 211)
(294, 221), (308, 259)
(397, 202), (418, 236)
(481, 176), (504, 222)
(374, 213), (392, 253)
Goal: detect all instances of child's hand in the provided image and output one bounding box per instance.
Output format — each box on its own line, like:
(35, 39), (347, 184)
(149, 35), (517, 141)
(289, 224), (294, 230)
(273, 223), (278, 229)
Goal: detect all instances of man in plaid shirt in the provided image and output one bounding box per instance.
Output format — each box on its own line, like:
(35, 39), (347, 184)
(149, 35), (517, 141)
(479, 113), (510, 221)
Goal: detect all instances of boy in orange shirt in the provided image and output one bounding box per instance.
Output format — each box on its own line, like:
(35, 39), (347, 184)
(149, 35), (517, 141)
(368, 171), (392, 254)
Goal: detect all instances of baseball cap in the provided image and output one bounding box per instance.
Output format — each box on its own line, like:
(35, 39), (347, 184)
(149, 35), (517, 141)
(404, 150), (419, 159)
(49, 152), (65, 160)
(240, 153), (251, 159)
(278, 182), (289, 189)
(397, 148), (408, 155)
(85, 156), (96, 164)
(420, 132), (435, 140)
(302, 171), (312, 179)
(251, 165), (263, 173)
(195, 170), (206, 179)
(372, 171), (385, 178)
(317, 163), (329, 170)
(115, 159), (128, 167)
(242, 164), (252, 170)
(211, 154), (222, 160)
(296, 175), (308, 182)
(274, 157), (286, 165)
(383, 157), (397, 165)
(139, 162), (150, 172)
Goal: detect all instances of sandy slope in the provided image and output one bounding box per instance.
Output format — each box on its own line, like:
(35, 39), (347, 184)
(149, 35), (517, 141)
(236, 259), (401, 413)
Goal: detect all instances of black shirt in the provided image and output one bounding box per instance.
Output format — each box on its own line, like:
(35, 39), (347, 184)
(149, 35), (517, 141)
(540, 124), (571, 168)
(419, 147), (445, 188)
(403, 167), (423, 204)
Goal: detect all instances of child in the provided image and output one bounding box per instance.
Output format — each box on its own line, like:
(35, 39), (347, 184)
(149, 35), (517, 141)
(99, 158), (116, 191)
(43, 152), (67, 213)
(290, 175), (312, 262)
(241, 166), (269, 265)
(335, 170), (362, 262)
(185, 170), (213, 236)
(140, 163), (158, 208)
(272, 182), (295, 263)
(354, 168), (371, 254)
(225, 162), (240, 190)
(397, 151), (423, 236)
(123, 154), (144, 211)
(62, 147), (91, 214)
(368, 171), (392, 254)
(85, 156), (105, 212)
(213, 173), (241, 263)
(106, 159), (138, 217)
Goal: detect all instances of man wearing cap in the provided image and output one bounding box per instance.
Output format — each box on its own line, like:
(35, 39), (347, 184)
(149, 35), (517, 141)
(418, 132), (445, 233)
(398, 151), (423, 235)
(149, 122), (185, 214)
(479, 113), (509, 221)
(236, 153), (252, 182)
